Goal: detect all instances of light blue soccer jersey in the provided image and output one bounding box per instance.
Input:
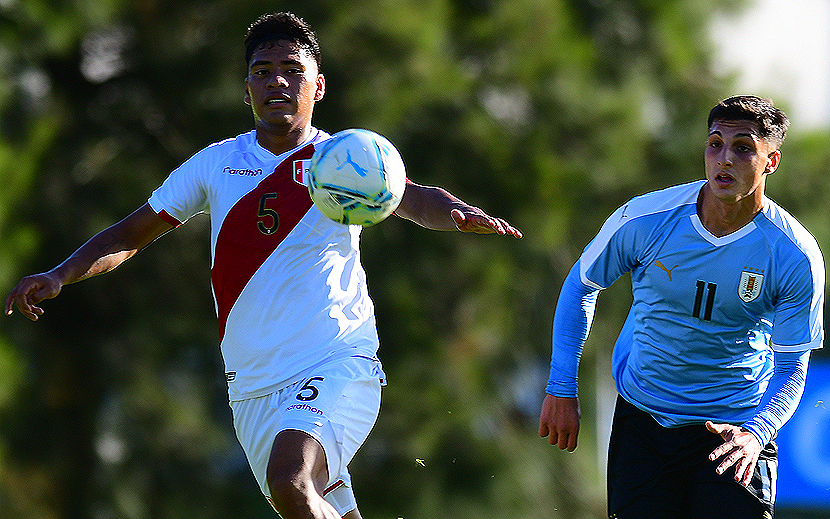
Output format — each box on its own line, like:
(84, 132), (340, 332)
(580, 180), (824, 427)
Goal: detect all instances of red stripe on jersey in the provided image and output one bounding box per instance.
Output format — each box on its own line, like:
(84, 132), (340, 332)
(157, 209), (182, 227)
(323, 479), (344, 496)
(211, 144), (316, 339)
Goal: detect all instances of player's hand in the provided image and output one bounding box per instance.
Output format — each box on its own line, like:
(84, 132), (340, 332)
(705, 421), (762, 487)
(451, 208), (523, 238)
(5, 272), (64, 321)
(538, 394), (580, 451)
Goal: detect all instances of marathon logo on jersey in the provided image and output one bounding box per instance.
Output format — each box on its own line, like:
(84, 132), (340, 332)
(223, 166), (264, 176)
(285, 402), (324, 416)
(293, 159), (311, 185)
(738, 271), (764, 303)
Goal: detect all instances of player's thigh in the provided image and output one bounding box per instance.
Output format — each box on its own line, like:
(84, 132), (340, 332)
(229, 356), (383, 494)
(607, 396), (690, 518)
(685, 479), (769, 519)
(267, 428), (329, 486)
(685, 442), (776, 519)
(276, 356), (384, 487)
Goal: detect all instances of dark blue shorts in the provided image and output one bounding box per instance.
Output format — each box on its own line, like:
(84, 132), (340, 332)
(607, 396), (776, 519)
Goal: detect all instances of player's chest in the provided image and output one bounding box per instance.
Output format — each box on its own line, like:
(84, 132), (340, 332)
(636, 224), (773, 321)
(212, 155), (314, 229)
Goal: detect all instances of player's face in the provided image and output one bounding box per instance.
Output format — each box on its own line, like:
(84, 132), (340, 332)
(704, 119), (780, 207)
(244, 40), (325, 136)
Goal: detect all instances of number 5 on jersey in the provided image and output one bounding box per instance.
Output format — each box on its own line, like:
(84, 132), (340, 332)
(296, 376), (324, 401)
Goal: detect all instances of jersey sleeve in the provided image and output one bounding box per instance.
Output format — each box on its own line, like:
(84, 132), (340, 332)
(742, 349), (810, 447)
(769, 238), (825, 353)
(147, 145), (214, 224)
(579, 202), (644, 289)
(546, 200), (643, 396)
(546, 262), (600, 396)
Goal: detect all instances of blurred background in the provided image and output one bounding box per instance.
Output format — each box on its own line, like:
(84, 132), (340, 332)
(1, 0), (828, 517)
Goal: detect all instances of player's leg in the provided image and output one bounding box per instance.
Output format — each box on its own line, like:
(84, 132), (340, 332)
(269, 356), (383, 518)
(266, 428), (342, 519)
(324, 479), (361, 518)
(685, 439), (776, 519)
(230, 357), (383, 518)
(606, 395), (689, 518)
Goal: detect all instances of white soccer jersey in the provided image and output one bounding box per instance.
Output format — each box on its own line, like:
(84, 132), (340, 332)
(148, 129), (380, 400)
(581, 180), (824, 426)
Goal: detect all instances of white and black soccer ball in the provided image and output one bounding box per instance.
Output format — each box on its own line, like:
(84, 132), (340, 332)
(308, 129), (407, 226)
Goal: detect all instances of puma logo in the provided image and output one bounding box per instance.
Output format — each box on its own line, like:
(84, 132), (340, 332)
(654, 260), (679, 281)
(337, 149), (368, 177)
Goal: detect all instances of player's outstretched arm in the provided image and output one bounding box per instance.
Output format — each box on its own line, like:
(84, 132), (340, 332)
(5, 203), (173, 321)
(394, 181), (522, 238)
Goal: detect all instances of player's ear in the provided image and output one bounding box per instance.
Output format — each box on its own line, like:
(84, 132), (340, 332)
(314, 74), (325, 102)
(244, 78), (252, 106)
(765, 149), (781, 174)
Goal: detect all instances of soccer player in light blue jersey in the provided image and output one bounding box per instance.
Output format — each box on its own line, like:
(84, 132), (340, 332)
(539, 96), (824, 518)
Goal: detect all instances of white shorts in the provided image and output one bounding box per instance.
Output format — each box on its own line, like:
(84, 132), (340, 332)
(230, 355), (384, 516)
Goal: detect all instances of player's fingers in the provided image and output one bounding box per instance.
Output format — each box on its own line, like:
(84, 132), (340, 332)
(565, 431), (578, 452)
(450, 209), (465, 228)
(557, 430), (577, 451)
(453, 209), (508, 235)
(22, 295), (44, 321)
(30, 300), (45, 317)
(715, 444), (746, 475)
(9, 296), (39, 321)
(712, 443), (733, 468)
(735, 456), (755, 486)
(488, 217), (510, 236)
(504, 221), (523, 238)
(4, 294), (15, 316)
(706, 421), (737, 461)
(466, 215), (500, 234)
(709, 442), (730, 462)
(546, 428), (559, 446)
(705, 420), (726, 436)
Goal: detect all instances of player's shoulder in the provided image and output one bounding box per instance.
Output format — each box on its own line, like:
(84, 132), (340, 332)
(585, 181), (701, 262)
(201, 130), (258, 154)
(604, 180), (702, 230)
(625, 180), (702, 216)
(758, 197), (824, 265)
(179, 130), (256, 164)
(309, 127), (331, 144)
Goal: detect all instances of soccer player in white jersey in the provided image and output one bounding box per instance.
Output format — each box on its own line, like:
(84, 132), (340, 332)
(5, 12), (521, 519)
(538, 96), (824, 518)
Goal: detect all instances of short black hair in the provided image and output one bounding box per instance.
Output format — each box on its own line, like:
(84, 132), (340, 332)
(707, 95), (789, 149)
(244, 12), (321, 69)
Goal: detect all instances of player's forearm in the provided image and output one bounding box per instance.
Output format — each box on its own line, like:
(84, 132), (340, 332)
(742, 349), (810, 447)
(52, 229), (142, 285)
(547, 262), (599, 397)
(394, 182), (466, 230)
(53, 204), (173, 285)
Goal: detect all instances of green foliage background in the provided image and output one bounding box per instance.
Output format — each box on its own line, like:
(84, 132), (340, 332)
(1, 0), (827, 518)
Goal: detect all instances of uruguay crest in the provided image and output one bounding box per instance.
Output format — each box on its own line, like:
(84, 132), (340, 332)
(738, 271), (764, 303)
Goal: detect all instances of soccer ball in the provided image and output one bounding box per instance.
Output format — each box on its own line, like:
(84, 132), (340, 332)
(308, 129), (407, 226)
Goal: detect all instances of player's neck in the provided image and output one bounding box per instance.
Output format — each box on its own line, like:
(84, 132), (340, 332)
(255, 124), (312, 156)
(697, 185), (764, 237)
